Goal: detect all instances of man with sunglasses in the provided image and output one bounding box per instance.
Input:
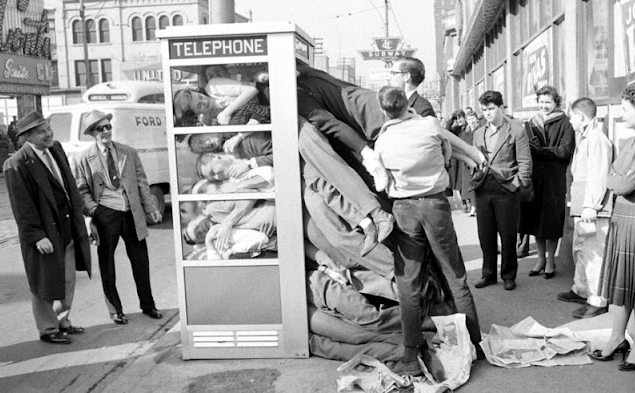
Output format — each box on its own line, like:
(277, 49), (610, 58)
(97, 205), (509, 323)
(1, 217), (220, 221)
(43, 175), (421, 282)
(3, 111), (92, 344)
(73, 110), (163, 325)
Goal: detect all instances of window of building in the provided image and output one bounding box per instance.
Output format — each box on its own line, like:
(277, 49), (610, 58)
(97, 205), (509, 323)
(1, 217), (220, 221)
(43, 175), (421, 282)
(75, 60), (99, 87)
(132, 17), (143, 41)
(202, 15), (208, 24)
(159, 15), (169, 29)
(101, 59), (112, 82)
(86, 19), (97, 43)
(146, 16), (156, 40)
(72, 20), (83, 44)
(99, 19), (110, 43)
(585, 1), (610, 99)
(51, 60), (59, 88)
(173, 15), (184, 26)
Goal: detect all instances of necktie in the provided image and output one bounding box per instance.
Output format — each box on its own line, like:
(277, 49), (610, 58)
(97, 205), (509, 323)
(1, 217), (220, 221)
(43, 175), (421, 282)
(43, 149), (63, 186)
(107, 147), (121, 189)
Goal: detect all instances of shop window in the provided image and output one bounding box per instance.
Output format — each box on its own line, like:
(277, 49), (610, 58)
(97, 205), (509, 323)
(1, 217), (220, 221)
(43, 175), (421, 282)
(146, 16), (157, 41)
(75, 60), (99, 87)
(99, 19), (110, 43)
(86, 19), (97, 43)
(132, 17), (143, 41)
(553, 20), (566, 102)
(101, 59), (112, 82)
(173, 15), (184, 26)
(159, 15), (169, 30)
(51, 60), (59, 88)
(512, 52), (523, 111)
(72, 20), (83, 44)
(587, 1), (610, 98)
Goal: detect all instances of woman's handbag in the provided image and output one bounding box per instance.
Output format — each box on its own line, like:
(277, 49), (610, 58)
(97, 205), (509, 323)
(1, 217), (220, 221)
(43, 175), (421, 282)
(517, 181), (535, 202)
(469, 163), (490, 192)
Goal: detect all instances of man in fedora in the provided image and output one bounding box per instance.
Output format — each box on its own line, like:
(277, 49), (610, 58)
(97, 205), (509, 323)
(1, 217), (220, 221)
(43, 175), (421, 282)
(3, 110), (92, 344)
(72, 110), (163, 325)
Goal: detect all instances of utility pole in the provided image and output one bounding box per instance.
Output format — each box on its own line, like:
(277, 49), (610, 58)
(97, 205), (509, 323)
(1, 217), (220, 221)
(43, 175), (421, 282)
(209, 0), (235, 24)
(384, 0), (389, 37)
(79, 0), (93, 88)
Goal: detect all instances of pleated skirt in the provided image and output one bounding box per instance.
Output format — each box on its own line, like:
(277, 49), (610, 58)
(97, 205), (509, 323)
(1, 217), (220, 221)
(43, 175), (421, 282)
(598, 198), (635, 309)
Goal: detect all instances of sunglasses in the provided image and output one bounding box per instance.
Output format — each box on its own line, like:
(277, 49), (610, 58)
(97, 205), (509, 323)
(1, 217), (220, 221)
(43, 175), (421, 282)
(93, 124), (112, 133)
(389, 71), (406, 75)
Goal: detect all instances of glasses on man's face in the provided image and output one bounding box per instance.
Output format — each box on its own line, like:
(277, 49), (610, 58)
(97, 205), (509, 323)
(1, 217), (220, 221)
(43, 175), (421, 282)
(389, 70), (406, 75)
(94, 124), (112, 133)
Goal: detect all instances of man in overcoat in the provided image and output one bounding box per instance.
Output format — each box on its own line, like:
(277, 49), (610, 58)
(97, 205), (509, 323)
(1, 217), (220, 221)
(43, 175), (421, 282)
(73, 110), (162, 325)
(3, 111), (91, 344)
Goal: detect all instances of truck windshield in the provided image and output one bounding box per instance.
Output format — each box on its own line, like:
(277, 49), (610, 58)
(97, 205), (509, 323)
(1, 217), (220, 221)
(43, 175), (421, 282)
(48, 113), (72, 142)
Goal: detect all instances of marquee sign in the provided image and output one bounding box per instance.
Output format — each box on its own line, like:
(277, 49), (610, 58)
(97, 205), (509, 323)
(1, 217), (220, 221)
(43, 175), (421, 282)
(359, 37), (417, 63)
(169, 36), (268, 59)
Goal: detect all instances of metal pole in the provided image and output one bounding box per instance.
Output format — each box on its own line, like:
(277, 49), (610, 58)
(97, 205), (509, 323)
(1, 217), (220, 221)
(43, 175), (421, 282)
(209, 0), (235, 24)
(79, 0), (92, 88)
(385, 0), (389, 37)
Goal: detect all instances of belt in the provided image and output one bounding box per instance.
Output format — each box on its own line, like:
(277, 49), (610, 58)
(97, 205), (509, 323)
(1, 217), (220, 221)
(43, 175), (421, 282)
(391, 191), (446, 201)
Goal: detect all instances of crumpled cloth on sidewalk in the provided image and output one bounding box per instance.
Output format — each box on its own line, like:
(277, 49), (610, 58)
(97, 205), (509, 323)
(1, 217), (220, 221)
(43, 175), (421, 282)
(480, 316), (593, 368)
(336, 314), (474, 393)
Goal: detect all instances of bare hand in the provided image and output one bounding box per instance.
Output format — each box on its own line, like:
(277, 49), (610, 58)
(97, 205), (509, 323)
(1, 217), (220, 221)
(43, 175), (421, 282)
(214, 222), (233, 251)
(581, 207), (597, 223)
(223, 134), (243, 154)
(148, 210), (163, 224)
(36, 238), (54, 254)
(228, 160), (250, 178)
(217, 109), (232, 125)
(89, 219), (100, 246)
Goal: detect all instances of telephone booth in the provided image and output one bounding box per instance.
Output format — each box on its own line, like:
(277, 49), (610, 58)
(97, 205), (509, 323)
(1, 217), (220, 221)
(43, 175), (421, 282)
(158, 23), (313, 359)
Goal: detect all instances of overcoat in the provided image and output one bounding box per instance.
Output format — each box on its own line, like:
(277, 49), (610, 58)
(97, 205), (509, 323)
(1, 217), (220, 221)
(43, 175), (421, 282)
(519, 113), (575, 239)
(73, 141), (155, 241)
(3, 141), (91, 300)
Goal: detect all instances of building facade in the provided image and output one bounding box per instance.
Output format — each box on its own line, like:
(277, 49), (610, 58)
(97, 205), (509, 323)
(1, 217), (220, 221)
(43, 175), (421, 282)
(438, 0), (635, 146)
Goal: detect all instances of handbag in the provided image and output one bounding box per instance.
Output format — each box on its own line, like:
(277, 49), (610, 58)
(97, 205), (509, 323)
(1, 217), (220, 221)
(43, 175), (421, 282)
(517, 181), (535, 202)
(569, 181), (613, 218)
(469, 163), (490, 192)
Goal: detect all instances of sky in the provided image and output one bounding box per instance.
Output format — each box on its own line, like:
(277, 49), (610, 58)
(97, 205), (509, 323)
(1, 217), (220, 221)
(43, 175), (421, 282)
(234, 0), (437, 84)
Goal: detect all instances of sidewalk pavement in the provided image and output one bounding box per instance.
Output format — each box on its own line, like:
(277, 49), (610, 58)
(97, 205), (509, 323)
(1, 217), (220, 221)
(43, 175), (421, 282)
(0, 208), (631, 392)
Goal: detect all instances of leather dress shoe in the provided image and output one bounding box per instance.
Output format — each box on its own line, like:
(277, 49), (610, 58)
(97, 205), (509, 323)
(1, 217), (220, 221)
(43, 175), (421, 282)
(618, 361), (635, 371)
(143, 308), (163, 319)
(573, 305), (608, 319)
(504, 279), (516, 291)
(390, 360), (423, 377)
(557, 290), (587, 305)
(360, 223), (378, 257)
(113, 312), (129, 325)
(40, 332), (72, 344)
(59, 325), (85, 335)
(474, 278), (496, 288)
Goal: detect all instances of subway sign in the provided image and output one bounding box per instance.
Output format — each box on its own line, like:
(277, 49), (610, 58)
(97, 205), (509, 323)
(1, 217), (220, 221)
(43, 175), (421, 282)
(169, 36), (268, 59)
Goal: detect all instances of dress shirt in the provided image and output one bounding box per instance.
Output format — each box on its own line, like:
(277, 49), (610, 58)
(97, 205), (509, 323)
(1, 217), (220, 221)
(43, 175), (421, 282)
(27, 142), (65, 188)
(96, 142), (129, 212)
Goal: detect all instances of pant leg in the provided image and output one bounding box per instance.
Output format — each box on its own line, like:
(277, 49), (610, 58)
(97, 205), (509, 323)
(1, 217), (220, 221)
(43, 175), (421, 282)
(32, 242), (76, 335)
(584, 218), (609, 307)
(417, 194), (482, 344)
(120, 211), (156, 311)
(392, 199), (429, 347)
(492, 190), (520, 281)
(572, 218), (588, 297)
(94, 205), (124, 315)
(309, 333), (402, 363)
(474, 182), (499, 281)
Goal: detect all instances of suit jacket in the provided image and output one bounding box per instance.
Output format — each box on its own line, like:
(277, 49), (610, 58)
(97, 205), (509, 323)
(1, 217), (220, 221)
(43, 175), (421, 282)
(3, 142), (91, 300)
(73, 141), (155, 241)
(408, 92), (435, 118)
(473, 118), (532, 192)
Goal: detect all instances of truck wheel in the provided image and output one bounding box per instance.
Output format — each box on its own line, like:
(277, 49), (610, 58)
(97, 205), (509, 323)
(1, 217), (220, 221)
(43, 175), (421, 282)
(148, 185), (165, 225)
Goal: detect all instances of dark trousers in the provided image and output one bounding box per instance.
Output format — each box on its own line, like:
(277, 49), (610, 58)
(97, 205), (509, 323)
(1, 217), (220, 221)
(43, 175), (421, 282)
(474, 176), (520, 281)
(94, 205), (155, 314)
(392, 193), (482, 346)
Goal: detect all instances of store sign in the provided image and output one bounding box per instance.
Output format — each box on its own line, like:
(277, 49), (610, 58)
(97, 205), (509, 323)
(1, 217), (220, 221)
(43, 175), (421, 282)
(522, 28), (552, 107)
(169, 36), (268, 59)
(295, 35), (310, 62)
(622, 0), (635, 75)
(358, 37), (417, 63)
(0, 2), (51, 59)
(0, 52), (52, 86)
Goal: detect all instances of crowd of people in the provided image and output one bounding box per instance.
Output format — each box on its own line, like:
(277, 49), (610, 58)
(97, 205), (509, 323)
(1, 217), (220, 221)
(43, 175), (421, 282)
(3, 55), (635, 378)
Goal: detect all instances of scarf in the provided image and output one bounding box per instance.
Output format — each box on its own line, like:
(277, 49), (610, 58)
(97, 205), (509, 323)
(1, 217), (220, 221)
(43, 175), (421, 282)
(531, 109), (565, 139)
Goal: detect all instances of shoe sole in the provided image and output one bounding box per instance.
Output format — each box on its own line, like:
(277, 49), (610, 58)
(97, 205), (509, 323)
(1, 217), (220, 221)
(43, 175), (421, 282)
(557, 295), (587, 305)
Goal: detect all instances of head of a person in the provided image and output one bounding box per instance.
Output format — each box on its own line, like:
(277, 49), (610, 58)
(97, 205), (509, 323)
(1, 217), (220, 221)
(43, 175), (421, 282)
(389, 57), (425, 89)
(188, 133), (227, 154)
(535, 85), (562, 115)
(12, 115), (16, 121)
(17, 111), (53, 150)
(466, 111), (480, 130)
(478, 91), (505, 125)
(183, 214), (211, 245)
(377, 86), (409, 119)
(570, 97), (597, 132)
(173, 88), (215, 119)
(81, 110), (114, 146)
(465, 107), (473, 114)
(621, 83), (635, 129)
(196, 152), (234, 181)
(453, 109), (466, 126)
(205, 65), (231, 81)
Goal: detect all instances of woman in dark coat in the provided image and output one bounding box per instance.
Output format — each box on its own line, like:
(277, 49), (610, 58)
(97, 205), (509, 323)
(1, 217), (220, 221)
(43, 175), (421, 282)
(460, 111), (482, 215)
(520, 85), (575, 278)
(446, 110), (467, 202)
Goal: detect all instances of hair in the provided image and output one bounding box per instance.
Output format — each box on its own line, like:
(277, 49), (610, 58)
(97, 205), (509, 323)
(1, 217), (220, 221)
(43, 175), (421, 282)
(478, 91), (504, 107)
(535, 85), (562, 107)
(452, 109), (466, 119)
(622, 83), (635, 105)
(395, 57), (425, 86)
(466, 111), (479, 120)
(377, 86), (409, 119)
(570, 97), (597, 119)
(173, 87), (209, 119)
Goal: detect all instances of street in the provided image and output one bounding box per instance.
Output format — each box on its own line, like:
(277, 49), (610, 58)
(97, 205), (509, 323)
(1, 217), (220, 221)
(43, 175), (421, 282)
(0, 175), (631, 392)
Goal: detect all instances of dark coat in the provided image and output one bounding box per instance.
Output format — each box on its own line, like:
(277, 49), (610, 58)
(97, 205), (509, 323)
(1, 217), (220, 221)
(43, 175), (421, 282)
(3, 142), (91, 300)
(408, 92), (435, 118)
(458, 127), (475, 198)
(519, 113), (575, 239)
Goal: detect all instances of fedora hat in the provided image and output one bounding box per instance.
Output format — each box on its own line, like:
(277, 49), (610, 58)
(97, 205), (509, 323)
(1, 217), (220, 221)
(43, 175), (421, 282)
(15, 111), (49, 137)
(80, 110), (113, 135)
